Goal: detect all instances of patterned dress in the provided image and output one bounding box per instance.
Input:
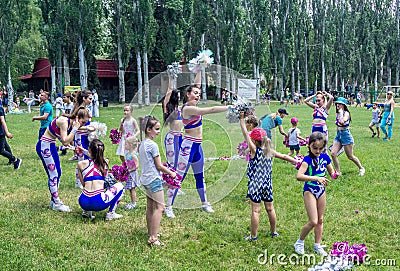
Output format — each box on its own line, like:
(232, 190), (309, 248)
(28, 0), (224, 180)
(116, 118), (137, 156)
(246, 147), (273, 203)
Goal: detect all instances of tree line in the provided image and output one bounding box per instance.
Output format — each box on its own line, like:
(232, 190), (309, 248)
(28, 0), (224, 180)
(1, 0), (399, 105)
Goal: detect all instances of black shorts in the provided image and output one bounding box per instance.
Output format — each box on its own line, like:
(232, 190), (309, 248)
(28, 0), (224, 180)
(289, 144), (300, 151)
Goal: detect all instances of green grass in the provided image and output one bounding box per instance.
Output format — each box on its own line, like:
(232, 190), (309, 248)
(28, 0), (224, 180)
(0, 101), (398, 270)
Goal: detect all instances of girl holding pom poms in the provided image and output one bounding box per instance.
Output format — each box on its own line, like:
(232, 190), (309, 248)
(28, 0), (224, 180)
(116, 104), (140, 163)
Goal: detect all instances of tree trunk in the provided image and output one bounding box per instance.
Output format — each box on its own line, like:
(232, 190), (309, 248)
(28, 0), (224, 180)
(201, 33), (207, 101)
(63, 53), (70, 87)
(117, 0), (125, 103)
(136, 49), (143, 107)
(7, 66), (14, 109)
(387, 54), (392, 86)
(304, 35), (309, 96)
(57, 52), (63, 94)
(143, 51), (150, 106)
(51, 66), (56, 103)
(78, 38), (87, 90)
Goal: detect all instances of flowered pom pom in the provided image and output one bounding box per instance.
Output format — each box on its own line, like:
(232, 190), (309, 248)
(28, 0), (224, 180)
(124, 159), (137, 171)
(109, 128), (122, 144)
(161, 163), (182, 189)
(226, 99), (255, 123)
(283, 136), (290, 147)
(293, 155), (304, 170)
(111, 164), (129, 182)
(299, 137), (309, 146)
(237, 141), (248, 157)
(88, 121), (107, 142)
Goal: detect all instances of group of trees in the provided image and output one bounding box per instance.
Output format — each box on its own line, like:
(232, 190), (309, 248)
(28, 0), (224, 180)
(1, 0), (399, 105)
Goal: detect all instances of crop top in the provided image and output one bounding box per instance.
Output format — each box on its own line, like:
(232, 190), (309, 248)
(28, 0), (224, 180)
(335, 112), (350, 128)
(313, 106), (328, 121)
(81, 160), (105, 182)
(48, 117), (72, 139)
(182, 104), (202, 129)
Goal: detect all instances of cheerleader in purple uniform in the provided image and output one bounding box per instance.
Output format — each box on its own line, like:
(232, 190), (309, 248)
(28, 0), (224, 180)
(165, 68), (229, 218)
(77, 139), (124, 221)
(162, 72), (183, 218)
(36, 107), (89, 212)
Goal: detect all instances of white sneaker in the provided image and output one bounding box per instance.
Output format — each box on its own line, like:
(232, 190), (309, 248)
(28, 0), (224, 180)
(313, 244), (328, 256)
(359, 168), (365, 176)
(52, 202), (72, 212)
(164, 206), (176, 218)
(125, 202), (136, 210)
(105, 212), (123, 221)
(82, 210), (95, 219)
(294, 241), (305, 255)
(201, 203), (215, 213)
(75, 179), (83, 189)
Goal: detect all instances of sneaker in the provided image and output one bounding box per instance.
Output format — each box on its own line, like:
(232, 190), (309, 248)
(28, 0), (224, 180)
(313, 244), (328, 256)
(372, 133), (376, 138)
(82, 210), (95, 219)
(294, 241), (305, 255)
(75, 179), (83, 189)
(359, 168), (365, 176)
(125, 202), (136, 210)
(270, 232), (279, 238)
(244, 235), (258, 241)
(164, 206), (176, 218)
(201, 203), (215, 213)
(7, 160), (13, 165)
(52, 202), (72, 212)
(13, 158), (22, 170)
(105, 212), (123, 221)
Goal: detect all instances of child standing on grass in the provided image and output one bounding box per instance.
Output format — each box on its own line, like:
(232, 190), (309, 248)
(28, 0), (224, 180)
(287, 117), (306, 156)
(239, 112), (297, 241)
(78, 139), (125, 221)
(294, 132), (337, 256)
(368, 102), (380, 138)
(124, 136), (140, 210)
(116, 104), (140, 163)
(139, 116), (176, 246)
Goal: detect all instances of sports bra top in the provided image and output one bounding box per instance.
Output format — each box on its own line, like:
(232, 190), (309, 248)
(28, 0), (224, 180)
(182, 104), (202, 129)
(81, 160), (105, 182)
(313, 106), (328, 121)
(48, 117), (71, 139)
(335, 112), (350, 128)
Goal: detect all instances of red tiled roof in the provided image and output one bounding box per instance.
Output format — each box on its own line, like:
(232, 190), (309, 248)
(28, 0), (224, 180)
(20, 58), (51, 80)
(96, 59), (118, 78)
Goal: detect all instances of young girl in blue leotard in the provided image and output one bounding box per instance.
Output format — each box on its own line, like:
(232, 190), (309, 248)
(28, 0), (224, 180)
(294, 132), (337, 256)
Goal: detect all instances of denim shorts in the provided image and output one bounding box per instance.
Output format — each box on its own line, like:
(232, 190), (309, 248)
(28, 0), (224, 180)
(334, 129), (354, 145)
(143, 178), (163, 193)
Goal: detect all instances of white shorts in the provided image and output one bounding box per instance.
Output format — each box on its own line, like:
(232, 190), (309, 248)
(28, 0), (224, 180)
(369, 120), (379, 127)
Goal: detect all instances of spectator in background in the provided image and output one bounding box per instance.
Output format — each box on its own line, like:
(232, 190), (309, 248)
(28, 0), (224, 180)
(32, 91), (53, 139)
(260, 108), (289, 140)
(92, 89), (99, 117)
(55, 93), (63, 117)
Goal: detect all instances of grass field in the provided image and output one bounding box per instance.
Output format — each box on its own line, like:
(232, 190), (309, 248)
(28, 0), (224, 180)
(0, 101), (399, 270)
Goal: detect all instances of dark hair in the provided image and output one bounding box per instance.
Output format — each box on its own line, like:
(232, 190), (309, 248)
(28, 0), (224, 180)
(73, 90), (93, 111)
(307, 132), (327, 166)
(246, 115), (259, 128)
(163, 89), (180, 124)
(139, 115), (159, 141)
(335, 103), (351, 123)
(88, 139), (108, 176)
(69, 106), (90, 120)
(182, 85), (199, 104)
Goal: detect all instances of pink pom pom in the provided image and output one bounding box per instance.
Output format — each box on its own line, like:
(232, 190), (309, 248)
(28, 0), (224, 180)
(109, 128), (122, 144)
(111, 163), (129, 182)
(162, 163), (182, 189)
(332, 171), (339, 179)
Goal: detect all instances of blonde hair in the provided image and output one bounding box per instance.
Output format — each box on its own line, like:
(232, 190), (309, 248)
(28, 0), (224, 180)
(125, 136), (139, 150)
(254, 136), (274, 158)
(124, 104), (134, 113)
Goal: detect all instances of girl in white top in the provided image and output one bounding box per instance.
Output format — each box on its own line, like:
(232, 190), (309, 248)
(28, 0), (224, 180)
(116, 104), (140, 162)
(139, 116), (176, 246)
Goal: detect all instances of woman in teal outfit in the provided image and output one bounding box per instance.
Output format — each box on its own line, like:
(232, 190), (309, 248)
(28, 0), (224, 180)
(379, 91), (395, 141)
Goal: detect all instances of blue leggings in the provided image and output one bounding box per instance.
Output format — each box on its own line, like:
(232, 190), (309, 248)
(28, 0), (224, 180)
(78, 183), (124, 213)
(380, 112), (394, 139)
(164, 131), (183, 169)
(170, 136), (207, 205)
(36, 137), (62, 204)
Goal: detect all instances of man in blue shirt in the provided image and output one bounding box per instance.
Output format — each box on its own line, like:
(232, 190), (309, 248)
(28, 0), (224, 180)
(32, 91), (53, 139)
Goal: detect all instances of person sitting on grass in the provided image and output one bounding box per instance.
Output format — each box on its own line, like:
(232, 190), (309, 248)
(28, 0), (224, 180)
(77, 139), (125, 221)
